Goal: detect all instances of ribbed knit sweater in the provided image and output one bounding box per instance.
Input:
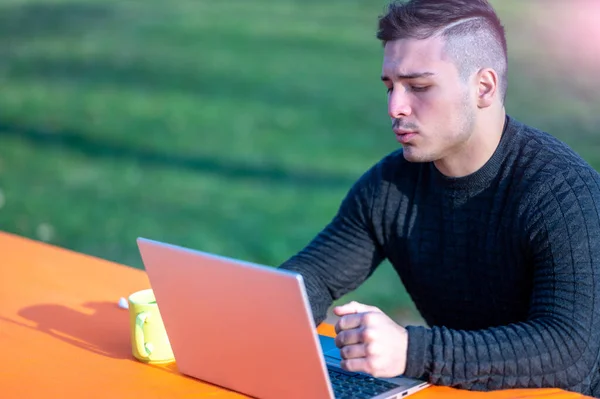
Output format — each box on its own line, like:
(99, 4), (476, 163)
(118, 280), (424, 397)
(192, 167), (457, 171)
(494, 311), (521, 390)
(279, 115), (600, 396)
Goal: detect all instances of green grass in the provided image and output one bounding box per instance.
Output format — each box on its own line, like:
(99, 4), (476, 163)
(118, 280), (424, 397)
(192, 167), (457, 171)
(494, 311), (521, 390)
(0, 0), (598, 322)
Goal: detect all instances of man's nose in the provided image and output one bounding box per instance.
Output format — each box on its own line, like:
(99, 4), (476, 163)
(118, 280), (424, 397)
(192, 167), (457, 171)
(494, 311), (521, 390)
(388, 89), (412, 119)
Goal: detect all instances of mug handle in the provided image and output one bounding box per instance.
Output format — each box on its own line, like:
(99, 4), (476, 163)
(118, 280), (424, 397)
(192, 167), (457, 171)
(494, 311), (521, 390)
(135, 311), (154, 358)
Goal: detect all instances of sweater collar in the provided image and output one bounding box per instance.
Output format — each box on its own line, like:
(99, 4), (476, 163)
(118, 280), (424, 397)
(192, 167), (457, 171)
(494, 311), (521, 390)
(430, 115), (520, 191)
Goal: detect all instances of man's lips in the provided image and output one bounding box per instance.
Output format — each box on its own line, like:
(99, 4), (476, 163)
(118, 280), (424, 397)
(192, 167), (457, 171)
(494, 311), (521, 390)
(394, 128), (418, 144)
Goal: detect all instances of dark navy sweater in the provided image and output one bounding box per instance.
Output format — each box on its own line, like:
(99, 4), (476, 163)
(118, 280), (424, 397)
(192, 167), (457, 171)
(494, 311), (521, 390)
(280, 115), (600, 396)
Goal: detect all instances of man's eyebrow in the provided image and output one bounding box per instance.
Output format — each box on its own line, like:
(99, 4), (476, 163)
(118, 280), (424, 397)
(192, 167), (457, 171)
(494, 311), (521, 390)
(381, 72), (435, 81)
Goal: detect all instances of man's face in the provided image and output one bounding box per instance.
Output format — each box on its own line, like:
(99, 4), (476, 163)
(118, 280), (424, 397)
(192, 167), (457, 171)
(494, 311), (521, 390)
(381, 36), (477, 163)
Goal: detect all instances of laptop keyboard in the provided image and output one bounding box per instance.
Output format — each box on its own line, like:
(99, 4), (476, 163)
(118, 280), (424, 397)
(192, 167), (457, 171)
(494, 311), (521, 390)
(328, 367), (400, 399)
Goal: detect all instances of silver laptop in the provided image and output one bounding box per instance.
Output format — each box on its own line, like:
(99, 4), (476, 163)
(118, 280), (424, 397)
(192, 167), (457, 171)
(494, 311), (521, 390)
(137, 237), (429, 399)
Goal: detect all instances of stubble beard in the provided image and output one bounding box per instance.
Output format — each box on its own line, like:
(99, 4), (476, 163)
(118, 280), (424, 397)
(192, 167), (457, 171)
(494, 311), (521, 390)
(401, 93), (476, 164)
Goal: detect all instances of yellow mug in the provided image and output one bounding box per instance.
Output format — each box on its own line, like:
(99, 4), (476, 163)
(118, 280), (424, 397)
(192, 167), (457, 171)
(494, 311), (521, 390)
(128, 289), (175, 364)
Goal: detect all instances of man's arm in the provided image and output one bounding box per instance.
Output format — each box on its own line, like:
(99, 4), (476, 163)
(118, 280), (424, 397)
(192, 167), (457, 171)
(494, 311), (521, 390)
(279, 163), (386, 325)
(404, 169), (600, 393)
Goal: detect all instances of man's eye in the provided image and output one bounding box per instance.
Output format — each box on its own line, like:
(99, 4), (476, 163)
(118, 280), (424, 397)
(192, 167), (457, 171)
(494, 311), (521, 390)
(411, 86), (429, 92)
(386, 87), (393, 94)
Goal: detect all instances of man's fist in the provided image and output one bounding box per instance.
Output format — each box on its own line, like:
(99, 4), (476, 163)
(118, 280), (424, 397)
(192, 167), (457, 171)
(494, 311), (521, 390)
(333, 301), (408, 378)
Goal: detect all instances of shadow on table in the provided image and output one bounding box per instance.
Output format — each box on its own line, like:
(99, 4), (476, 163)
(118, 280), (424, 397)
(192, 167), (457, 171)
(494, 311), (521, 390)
(2, 301), (182, 375)
(17, 301), (132, 359)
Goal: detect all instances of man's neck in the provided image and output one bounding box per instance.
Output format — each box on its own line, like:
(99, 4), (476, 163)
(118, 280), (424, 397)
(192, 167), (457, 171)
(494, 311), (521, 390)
(434, 109), (506, 178)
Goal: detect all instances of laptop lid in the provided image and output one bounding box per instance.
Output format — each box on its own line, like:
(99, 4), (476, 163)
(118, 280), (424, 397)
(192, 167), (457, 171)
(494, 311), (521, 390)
(137, 237), (335, 399)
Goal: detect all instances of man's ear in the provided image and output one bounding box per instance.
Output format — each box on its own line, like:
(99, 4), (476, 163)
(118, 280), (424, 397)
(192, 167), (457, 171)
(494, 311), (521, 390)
(476, 68), (498, 108)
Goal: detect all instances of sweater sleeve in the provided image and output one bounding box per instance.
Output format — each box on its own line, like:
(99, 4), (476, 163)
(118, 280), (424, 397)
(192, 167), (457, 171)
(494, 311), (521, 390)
(278, 163), (386, 325)
(404, 168), (600, 393)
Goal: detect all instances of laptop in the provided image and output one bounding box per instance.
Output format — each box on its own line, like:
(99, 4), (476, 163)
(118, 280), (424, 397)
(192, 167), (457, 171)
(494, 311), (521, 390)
(136, 237), (429, 399)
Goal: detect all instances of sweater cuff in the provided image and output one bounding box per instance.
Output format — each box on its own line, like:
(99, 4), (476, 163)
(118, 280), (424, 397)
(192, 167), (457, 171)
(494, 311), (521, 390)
(404, 325), (433, 379)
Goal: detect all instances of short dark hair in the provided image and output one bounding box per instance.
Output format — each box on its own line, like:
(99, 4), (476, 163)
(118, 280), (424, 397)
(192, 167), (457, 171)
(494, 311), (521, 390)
(377, 0), (508, 102)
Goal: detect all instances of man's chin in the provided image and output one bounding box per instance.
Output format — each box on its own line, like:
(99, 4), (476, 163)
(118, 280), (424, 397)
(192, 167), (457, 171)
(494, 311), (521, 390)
(401, 147), (432, 163)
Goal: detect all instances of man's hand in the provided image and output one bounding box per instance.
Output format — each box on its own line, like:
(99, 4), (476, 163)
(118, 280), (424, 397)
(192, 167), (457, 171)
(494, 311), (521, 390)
(333, 301), (408, 378)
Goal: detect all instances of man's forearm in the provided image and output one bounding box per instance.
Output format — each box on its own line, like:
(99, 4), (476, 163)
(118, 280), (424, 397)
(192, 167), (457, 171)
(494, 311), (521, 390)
(279, 218), (385, 325)
(404, 317), (600, 392)
(280, 252), (336, 325)
(279, 163), (386, 325)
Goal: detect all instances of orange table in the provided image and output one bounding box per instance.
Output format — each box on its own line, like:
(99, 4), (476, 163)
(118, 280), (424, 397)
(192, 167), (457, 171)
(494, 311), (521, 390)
(0, 231), (592, 399)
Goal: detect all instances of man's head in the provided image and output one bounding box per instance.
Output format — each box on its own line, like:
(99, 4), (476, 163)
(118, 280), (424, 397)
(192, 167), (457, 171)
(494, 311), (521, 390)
(377, 0), (508, 169)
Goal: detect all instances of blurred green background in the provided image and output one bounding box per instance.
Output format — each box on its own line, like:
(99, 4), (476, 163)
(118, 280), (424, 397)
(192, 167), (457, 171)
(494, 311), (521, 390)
(1, 0), (598, 324)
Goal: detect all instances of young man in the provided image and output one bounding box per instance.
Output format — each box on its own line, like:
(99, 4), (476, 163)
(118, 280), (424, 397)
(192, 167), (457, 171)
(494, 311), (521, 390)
(279, 0), (600, 395)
